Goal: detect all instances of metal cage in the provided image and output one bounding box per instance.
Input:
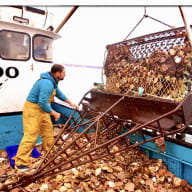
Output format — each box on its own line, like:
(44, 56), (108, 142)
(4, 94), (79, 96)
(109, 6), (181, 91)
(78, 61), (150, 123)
(104, 26), (192, 101)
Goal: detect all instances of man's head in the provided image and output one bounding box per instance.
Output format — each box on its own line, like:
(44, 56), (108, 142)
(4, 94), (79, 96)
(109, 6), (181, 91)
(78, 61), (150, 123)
(51, 64), (65, 81)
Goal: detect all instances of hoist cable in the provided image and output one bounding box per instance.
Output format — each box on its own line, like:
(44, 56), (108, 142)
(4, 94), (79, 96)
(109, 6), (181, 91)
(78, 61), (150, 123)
(145, 15), (174, 29)
(124, 7), (175, 40)
(123, 15), (145, 40)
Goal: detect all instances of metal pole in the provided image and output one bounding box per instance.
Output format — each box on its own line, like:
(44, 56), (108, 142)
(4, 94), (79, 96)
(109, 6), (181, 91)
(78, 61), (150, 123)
(179, 6), (192, 47)
(55, 6), (78, 33)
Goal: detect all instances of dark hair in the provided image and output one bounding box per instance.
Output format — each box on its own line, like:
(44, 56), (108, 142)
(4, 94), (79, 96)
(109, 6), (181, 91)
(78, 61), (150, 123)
(51, 64), (64, 73)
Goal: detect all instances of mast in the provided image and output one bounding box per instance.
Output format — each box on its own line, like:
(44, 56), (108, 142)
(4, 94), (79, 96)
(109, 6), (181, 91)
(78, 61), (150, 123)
(179, 6), (192, 47)
(55, 6), (78, 33)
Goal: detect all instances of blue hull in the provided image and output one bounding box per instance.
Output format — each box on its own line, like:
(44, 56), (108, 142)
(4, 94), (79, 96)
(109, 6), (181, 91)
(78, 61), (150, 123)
(0, 113), (23, 150)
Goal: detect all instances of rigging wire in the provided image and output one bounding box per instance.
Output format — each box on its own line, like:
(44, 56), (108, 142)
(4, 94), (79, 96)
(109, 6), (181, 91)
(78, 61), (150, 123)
(43, 6), (48, 29)
(124, 7), (175, 40)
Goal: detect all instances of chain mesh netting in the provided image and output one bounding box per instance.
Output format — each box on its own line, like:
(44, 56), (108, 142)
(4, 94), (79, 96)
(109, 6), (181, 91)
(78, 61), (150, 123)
(103, 27), (192, 101)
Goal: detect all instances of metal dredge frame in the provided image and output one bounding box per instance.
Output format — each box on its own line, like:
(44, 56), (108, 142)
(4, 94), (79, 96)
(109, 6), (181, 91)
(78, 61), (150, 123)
(108, 26), (189, 58)
(2, 90), (191, 190)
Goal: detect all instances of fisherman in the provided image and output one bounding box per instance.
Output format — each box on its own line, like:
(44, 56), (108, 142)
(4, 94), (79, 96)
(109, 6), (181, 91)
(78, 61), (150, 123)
(15, 64), (78, 171)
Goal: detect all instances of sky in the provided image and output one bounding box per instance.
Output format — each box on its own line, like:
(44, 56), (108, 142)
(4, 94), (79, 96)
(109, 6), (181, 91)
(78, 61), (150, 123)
(47, 6), (192, 67)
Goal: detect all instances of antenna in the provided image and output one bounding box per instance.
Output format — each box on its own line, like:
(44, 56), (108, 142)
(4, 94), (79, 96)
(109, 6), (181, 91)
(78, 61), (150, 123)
(43, 7), (48, 28)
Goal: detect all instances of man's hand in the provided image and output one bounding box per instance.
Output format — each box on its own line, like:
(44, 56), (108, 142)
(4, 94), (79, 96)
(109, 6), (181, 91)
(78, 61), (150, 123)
(71, 103), (79, 110)
(65, 99), (79, 110)
(50, 110), (61, 121)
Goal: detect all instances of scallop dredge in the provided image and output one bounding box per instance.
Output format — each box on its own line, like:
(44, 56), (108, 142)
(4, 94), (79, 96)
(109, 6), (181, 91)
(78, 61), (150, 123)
(104, 27), (192, 101)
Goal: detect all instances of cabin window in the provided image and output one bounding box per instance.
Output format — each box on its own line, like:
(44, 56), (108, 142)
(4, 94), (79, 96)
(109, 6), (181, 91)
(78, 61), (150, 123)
(33, 35), (53, 62)
(0, 30), (30, 60)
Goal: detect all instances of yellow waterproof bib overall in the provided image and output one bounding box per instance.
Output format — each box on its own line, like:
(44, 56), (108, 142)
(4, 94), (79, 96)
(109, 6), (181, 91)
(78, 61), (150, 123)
(15, 89), (56, 167)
